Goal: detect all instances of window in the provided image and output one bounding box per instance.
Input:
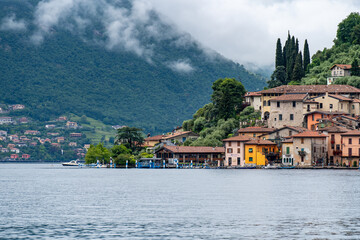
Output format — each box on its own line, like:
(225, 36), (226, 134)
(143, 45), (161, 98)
(312, 115), (314, 121)
(349, 138), (352, 144)
(289, 130), (292, 136)
(227, 148), (232, 153)
(229, 142), (232, 146)
(249, 148), (253, 153)
(314, 147), (316, 153)
(349, 148), (352, 156)
(359, 138), (360, 144)
(277, 102), (280, 108)
(253, 134), (256, 137)
(274, 118), (277, 121)
(307, 105), (310, 111)
(249, 157), (253, 162)
(301, 138), (304, 144)
(293, 101), (296, 107)
(290, 114), (294, 120)
(237, 142), (240, 146)
(286, 147), (290, 154)
(228, 157), (232, 165)
(237, 148), (240, 153)
(341, 103), (343, 109)
(352, 105), (355, 109)
(330, 104), (333, 109)
(279, 114), (282, 121)
(237, 157), (241, 165)
(322, 147), (325, 153)
(331, 144), (334, 150)
(320, 103), (323, 108)
(267, 100), (270, 106)
(263, 101), (266, 106)
(336, 144), (340, 150)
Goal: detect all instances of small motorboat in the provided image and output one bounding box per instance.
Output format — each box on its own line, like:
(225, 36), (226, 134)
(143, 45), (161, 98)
(62, 160), (79, 166)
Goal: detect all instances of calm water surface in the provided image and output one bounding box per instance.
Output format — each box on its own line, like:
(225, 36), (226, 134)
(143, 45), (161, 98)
(1, 164), (360, 239)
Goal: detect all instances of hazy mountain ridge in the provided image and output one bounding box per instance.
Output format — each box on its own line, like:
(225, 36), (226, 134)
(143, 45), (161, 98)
(0, 0), (266, 133)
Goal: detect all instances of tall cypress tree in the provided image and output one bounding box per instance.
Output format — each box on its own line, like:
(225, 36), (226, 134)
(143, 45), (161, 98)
(275, 38), (284, 67)
(292, 52), (303, 82)
(303, 39), (310, 73)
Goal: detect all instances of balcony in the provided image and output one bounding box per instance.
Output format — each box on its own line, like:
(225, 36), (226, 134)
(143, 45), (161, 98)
(298, 150), (306, 157)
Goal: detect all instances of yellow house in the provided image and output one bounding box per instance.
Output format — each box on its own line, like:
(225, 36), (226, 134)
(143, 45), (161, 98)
(244, 139), (278, 166)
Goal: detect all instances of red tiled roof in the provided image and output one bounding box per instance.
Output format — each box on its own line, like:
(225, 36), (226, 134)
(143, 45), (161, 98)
(304, 111), (348, 116)
(160, 145), (224, 153)
(330, 64), (351, 70)
(222, 135), (252, 142)
(318, 126), (349, 133)
(145, 135), (165, 141)
(292, 131), (327, 138)
(328, 94), (353, 101)
(260, 85), (360, 94)
(341, 130), (360, 136)
(238, 127), (276, 133)
(244, 139), (277, 145)
(270, 93), (307, 102)
(352, 99), (360, 103)
(245, 91), (262, 97)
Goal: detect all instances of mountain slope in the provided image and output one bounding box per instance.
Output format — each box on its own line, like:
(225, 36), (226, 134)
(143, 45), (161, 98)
(0, 0), (266, 133)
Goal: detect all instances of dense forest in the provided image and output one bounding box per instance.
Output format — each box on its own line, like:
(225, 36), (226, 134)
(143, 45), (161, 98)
(0, 0), (266, 134)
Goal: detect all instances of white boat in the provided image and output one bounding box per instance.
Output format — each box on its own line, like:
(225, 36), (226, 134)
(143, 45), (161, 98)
(62, 160), (79, 166)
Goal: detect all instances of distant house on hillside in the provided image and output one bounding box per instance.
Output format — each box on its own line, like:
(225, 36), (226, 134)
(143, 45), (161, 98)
(0, 117), (13, 125)
(327, 64), (352, 85)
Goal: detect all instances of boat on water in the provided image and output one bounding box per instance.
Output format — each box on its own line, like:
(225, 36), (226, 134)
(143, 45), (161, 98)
(62, 160), (79, 166)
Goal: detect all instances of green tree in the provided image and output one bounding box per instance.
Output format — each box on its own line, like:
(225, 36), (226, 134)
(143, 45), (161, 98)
(275, 38), (284, 67)
(115, 127), (144, 153)
(193, 117), (206, 133)
(303, 39), (310, 73)
(85, 143), (110, 164)
(292, 52), (303, 82)
(211, 78), (246, 120)
(336, 12), (360, 44)
(268, 66), (286, 88)
(351, 58), (360, 76)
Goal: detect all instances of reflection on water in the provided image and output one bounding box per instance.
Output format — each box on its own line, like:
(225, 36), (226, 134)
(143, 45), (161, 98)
(0, 164), (360, 239)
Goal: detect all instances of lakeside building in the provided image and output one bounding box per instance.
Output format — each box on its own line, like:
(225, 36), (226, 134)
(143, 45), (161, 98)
(318, 126), (349, 166)
(292, 131), (327, 166)
(155, 145), (224, 166)
(222, 135), (251, 167)
(340, 130), (360, 167)
(244, 139), (279, 166)
(281, 138), (294, 166)
(304, 111), (347, 130)
(244, 92), (262, 111)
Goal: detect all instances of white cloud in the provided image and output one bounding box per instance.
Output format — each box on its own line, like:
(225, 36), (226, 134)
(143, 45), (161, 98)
(0, 14), (27, 31)
(168, 60), (195, 73)
(146, 0), (360, 66)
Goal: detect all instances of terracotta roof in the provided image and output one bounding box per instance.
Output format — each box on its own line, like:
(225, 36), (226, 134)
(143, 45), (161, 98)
(163, 131), (199, 140)
(245, 91), (262, 97)
(159, 145), (225, 153)
(318, 126), (349, 133)
(352, 99), (360, 103)
(292, 131), (327, 138)
(341, 115), (358, 121)
(304, 110), (348, 116)
(222, 135), (252, 142)
(330, 64), (352, 70)
(341, 130), (360, 136)
(270, 93), (307, 102)
(145, 135), (165, 141)
(328, 94), (353, 101)
(244, 139), (277, 145)
(259, 85), (360, 94)
(238, 127), (276, 133)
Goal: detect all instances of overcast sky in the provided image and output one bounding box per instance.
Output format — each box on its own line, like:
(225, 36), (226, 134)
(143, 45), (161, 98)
(146, 0), (360, 67)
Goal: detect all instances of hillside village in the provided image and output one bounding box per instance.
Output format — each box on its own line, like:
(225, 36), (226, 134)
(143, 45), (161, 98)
(143, 65), (360, 169)
(0, 105), (117, 162)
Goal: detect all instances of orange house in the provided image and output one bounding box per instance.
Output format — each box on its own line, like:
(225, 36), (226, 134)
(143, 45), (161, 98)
(305, 111), (347, 130)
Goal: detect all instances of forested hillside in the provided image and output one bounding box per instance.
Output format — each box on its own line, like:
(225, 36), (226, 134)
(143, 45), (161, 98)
(0, 0), (266, 134)
(302, 12), (360, 86)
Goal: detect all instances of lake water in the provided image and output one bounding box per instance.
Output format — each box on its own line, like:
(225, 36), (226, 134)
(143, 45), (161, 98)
(1, 164), (360, 239)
